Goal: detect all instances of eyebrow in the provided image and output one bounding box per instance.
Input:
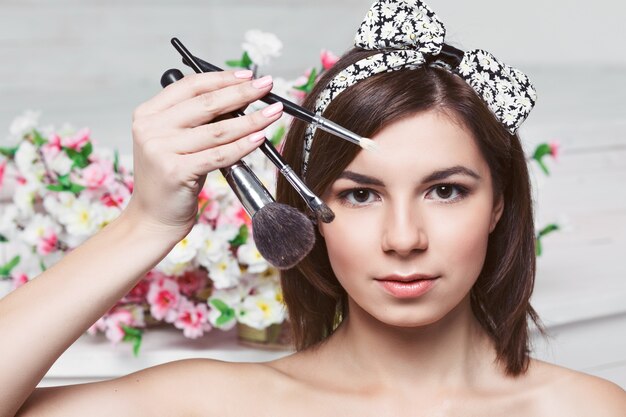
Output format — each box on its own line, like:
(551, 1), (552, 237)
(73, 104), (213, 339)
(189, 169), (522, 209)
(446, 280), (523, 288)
(336, 165), (482, 186)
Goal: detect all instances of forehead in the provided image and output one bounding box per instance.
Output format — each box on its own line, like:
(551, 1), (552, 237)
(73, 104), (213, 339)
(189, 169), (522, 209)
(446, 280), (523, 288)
(343, 110), (489, 179)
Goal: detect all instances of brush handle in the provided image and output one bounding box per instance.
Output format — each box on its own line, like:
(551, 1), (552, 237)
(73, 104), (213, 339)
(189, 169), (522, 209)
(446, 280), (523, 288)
(160, 68), (275, 219)
(170, 38), (327, 214)
(184, 54), (315, 124)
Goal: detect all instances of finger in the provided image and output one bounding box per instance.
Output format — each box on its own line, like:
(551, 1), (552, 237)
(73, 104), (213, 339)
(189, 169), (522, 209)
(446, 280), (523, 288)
(147, 75), (275, 130)
(173, 102), (284, 154)
(133, 70), (254, 119)
(183, 131), (269, 177)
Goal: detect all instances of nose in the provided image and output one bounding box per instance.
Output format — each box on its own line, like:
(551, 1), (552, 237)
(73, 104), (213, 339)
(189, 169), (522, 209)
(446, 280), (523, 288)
(381, 198), (428, 257)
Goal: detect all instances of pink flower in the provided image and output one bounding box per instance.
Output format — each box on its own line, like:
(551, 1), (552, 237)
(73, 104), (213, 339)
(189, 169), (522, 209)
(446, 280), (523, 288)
(42, 134), (63, 159)
(123, 278), (150, 303)
(147, 276), (181, 322)
(62, 128), (91, 151)
(0, 160), (6, 189)
(549, 140), (560, 162)
(12, 273), (29, 290)
(104, 309), (134, 343)
(80, 158), (115, 189)
(36, 229), (58, 256)
(87, 316), (106, 336)
(100, 182), (131, 208)
(217, 205), (251, 228)
(320, 49), (339, 70)
(174, 297), (212, 339)
(177, 269), (208, 296)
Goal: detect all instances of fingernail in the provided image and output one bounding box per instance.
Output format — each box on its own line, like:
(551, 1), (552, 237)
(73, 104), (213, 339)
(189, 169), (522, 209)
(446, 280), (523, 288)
(252, 75), (273, 89)
(262, 102), (283, 117)
(248, 131), (266, 143)
(234, 70), (253, 79)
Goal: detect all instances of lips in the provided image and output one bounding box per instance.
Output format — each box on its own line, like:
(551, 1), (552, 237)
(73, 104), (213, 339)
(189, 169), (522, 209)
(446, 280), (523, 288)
(375, 274), (438, 283)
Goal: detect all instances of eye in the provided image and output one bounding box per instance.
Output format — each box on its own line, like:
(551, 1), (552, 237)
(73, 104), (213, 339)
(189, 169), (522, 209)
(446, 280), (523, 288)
(337, 188), (380, 207)
(426, 183), (470, 204)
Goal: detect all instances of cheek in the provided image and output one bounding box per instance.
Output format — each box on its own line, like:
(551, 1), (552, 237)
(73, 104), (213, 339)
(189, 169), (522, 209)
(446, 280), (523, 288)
(432, 201), (493, 282)
(319, 212), (376, 282)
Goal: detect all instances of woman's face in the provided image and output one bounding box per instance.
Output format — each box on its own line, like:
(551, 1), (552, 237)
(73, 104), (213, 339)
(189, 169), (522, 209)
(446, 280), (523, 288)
(319, 109), (504, 327)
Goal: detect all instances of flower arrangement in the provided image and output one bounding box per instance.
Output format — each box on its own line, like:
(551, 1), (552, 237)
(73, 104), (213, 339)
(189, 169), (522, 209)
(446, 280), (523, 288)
(0, 30), (339, 355)
(0, 30), (561, 355)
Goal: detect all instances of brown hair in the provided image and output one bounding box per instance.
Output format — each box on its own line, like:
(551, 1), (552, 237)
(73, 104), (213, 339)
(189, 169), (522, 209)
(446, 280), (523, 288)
(275, 47), (544, 376)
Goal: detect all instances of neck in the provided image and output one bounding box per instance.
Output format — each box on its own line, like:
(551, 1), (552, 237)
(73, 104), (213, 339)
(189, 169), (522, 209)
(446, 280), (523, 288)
(326, 294), (501, 393)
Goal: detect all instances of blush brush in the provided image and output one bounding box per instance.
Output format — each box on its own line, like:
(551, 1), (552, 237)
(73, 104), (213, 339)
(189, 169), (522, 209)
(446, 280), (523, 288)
(168, 37), (335, 224)
(161, 69), (315, 270)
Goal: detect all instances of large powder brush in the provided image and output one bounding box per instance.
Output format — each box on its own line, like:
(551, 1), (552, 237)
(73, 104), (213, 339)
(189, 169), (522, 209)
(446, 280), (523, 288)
(160, 70), (317, 269)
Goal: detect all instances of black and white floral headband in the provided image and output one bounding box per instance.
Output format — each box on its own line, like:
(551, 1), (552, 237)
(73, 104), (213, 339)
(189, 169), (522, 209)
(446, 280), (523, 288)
(302, 0), (537, 177)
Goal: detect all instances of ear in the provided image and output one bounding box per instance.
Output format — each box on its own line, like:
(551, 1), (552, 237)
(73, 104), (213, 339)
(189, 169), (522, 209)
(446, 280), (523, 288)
(489, 194), (504, 234)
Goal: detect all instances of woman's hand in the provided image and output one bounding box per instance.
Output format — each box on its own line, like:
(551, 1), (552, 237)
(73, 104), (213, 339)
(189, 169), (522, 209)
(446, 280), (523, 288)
(124, 70), (283, 242)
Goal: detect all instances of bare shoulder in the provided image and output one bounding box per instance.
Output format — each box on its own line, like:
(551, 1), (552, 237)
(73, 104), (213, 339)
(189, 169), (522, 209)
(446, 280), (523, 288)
(18, 358), (284, 417)
(527, 359), (626, 416)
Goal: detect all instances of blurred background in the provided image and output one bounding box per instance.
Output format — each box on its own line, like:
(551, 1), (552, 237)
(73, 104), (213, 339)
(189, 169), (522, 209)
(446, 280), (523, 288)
(1, 0), (625, 388)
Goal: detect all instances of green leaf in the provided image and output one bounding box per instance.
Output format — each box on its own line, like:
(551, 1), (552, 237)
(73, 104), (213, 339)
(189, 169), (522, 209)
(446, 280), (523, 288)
(32, 129), (47, 147)
(537, 223), (560, 238)
(113, 150), (120, 173)
(46, 184), (66, 192)
(210, 299), (236, 326)
(229, 224), (248, 246)
(241, 51), (253, 68)
(69, 183), (86, 195)
(0, 255), (21, 276)
(0, 234), (7, 242)
(58, 174), (71, 187)
(81, 141), (93, 159)
(0, 146), (18, 158)
(64, 147), (89, 169)
(532, 143), (551, 160)
(122, 325), (143, 357)
(39, 259), (47, 272)
(270, 125), (286, 147)
(293, 67), (318, 94)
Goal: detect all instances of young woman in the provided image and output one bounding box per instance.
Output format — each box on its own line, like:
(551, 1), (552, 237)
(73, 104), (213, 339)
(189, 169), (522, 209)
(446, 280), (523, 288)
(2, 1), (625, 416)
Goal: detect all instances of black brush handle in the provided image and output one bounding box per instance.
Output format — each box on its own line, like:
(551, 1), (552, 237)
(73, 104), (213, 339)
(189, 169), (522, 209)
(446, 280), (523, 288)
(184, 54), (315, 124)
(170, 37), (292, 171)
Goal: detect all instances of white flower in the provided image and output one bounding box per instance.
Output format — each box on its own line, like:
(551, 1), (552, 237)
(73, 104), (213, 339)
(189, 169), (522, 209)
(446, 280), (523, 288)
(48, 151), (74, 176)
(14, 141), (41, 176)
(208, 253), (242, 289)
(237, 242), (268, 274)
(21, 213), (62, 246)
(237, 293), (286, 330)
(195, 223), (239, 268)
(13, 181), (40, 217)
(9, 110), (41, 139)
(0, 205), (20, 239)
(168, 225), (205, 264)
(56, 194), (104, 237)
(241, 30), (282, 66)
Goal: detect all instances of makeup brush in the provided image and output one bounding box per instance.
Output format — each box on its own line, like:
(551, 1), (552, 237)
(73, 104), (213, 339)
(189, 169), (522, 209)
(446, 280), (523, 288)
(161, 69), (314, 269)
(168, 38), (335, 224)
(173, 38), (378, 152)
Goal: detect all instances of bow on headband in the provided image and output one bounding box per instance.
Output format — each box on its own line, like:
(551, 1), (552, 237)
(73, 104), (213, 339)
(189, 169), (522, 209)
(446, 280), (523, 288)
(302, 0), (537, 177)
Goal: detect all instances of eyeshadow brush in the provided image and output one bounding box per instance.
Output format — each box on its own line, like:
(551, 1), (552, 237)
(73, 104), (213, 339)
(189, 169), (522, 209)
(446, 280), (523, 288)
(169, 38), (334, 224)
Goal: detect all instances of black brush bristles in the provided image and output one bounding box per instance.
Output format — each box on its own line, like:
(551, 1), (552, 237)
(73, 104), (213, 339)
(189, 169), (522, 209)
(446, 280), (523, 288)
(313, 201), (335, 223)
(252, 202), (315, 269)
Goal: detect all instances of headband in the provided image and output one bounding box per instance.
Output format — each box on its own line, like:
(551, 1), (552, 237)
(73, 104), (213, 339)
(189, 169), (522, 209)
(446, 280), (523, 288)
(302, 0), (537, 177)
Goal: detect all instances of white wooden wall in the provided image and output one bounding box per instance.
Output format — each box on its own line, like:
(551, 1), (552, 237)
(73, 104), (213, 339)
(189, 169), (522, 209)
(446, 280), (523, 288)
(1, 0), (625, 389)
